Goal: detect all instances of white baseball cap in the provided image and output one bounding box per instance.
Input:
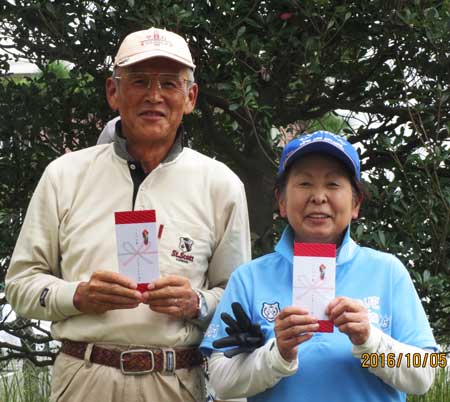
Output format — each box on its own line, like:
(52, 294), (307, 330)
(113, 27), (195, 70)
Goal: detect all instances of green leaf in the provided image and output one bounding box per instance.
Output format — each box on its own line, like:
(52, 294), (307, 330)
(45, 3), (55, 15)
(378, 230), (386, 248)
(236, 26), (246, 39)
(425, 7), (439, 19)
(355, 224), (364, 239)
(245, 18), (262, 29)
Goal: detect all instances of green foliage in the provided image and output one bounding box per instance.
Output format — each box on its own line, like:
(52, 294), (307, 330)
(353, 123), (450, 341)
(0, 69), (108, 275)
(307, 112), (350, 134)
(407, 365), (450, 402)
(0, 0), (449, 360)
(0, 361), (51, 402)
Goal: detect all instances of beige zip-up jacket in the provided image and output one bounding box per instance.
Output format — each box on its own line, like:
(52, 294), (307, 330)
(6, 143), (251, 347)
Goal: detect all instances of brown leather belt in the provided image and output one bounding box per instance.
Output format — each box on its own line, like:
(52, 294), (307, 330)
(61, 340), (204, 375)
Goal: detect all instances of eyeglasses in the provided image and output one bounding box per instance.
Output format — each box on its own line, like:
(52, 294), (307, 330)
(114, 73), (192, 95)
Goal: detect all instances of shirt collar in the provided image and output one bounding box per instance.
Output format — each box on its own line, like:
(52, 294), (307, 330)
(274, 225), (295, 261)
(336, 225), (358, 265)
(113, 119), (184, 164)
(275, 224), (358, 266)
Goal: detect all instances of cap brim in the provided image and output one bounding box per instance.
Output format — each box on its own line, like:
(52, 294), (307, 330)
(115, 51), (195, 70)
(284, 141), (358, 179)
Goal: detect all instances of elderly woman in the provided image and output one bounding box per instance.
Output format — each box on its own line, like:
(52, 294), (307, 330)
(201, 131), (437, 402)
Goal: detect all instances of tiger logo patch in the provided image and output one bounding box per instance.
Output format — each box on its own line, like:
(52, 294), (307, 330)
(261, 302), (280, 322)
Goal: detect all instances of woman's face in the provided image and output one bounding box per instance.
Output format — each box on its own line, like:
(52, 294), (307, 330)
(278, 153), (361, 245)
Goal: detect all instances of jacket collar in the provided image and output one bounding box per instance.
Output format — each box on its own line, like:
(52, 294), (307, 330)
(113, 120), (184, 164)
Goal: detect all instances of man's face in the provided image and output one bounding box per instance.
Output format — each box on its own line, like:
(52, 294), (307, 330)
(106, 57), (198, 146)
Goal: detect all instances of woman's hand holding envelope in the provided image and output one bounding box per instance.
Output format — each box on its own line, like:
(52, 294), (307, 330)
(326, 296), (370, 345)
(274, 306), (319, 362)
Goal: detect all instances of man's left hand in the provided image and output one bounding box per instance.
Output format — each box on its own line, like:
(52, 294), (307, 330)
(142, 275), (198, 319)
(326, 296), (370, 345)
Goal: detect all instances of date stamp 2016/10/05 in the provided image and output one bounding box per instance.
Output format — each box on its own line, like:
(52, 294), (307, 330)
(361, 353), (448, 369)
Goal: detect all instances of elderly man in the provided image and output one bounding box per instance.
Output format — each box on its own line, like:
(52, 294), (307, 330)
(6, 27), (251, 402)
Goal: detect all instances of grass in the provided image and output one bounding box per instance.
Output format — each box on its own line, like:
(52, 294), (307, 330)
(408, 366), (449, 402)
(0, 361), (51, 402)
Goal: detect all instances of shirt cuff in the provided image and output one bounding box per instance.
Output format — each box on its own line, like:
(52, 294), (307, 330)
(189, 289), (215, 329)
(352, 325), (383, 357)
(268, 339), (298, 375)
(54, 281), (84, 318)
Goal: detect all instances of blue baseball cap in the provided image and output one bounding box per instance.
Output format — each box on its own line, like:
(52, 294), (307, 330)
(278, 131), (361, 181)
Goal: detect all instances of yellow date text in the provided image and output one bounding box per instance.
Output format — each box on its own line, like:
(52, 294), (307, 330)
(361, 352), (447, 369)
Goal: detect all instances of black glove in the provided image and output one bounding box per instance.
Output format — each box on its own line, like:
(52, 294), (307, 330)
(212, 302), (265, 358)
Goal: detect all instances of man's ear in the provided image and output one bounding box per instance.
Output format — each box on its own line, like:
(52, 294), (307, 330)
(183, 83), (198, 115)
(106, 77), (119, 111)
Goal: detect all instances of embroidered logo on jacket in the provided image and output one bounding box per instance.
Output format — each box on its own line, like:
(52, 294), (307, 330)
(360, 296), (391, 331)
(205, 323), (219, 339)
(179, 237), (194, 252)
(171, 237), (195, 263)
(261, 302), (280, 322)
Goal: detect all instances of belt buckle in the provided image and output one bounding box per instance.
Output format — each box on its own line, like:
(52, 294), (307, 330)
(120, 349), (155, 375)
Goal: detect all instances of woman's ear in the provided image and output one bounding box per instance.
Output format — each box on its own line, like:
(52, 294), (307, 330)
(352, 194), (363, 220)
(276, 188), (287, 218)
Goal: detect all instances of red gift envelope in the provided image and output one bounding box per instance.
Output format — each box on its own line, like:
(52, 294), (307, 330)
(293, 243), (336, 332)
(114, 210), (160, 293)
